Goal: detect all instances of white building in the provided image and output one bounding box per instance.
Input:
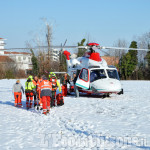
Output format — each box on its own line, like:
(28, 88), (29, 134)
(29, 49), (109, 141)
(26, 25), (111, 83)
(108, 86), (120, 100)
(0, 37), (33, 73)
(0, 38), (6, 49)
(49, 49), (60, 61)
(4, 51), (33, 72)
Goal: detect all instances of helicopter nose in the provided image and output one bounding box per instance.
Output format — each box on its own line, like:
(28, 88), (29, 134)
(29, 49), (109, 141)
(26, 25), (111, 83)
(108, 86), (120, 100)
(91, 79), (122, 93)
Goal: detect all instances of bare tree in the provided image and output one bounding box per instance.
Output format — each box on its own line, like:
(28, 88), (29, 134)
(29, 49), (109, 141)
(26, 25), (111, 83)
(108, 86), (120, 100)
(26, 19), (56, 75)
(109, 39), (128, 59)
(137, 32), (150, 63)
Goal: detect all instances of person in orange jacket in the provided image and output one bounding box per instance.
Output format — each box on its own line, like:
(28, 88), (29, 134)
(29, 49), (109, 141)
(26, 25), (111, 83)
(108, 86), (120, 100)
(39, 75), (52, 115)
(49, 72), (61, 107)
(12, 80), (24, 107)
(32, 76), (39, 108)
(37, 77), (43, 110)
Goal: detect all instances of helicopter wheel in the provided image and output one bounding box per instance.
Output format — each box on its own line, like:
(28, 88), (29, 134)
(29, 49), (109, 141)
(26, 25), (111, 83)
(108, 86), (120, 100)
(118, 88), (124, 95)
(102, 93), (110, 98)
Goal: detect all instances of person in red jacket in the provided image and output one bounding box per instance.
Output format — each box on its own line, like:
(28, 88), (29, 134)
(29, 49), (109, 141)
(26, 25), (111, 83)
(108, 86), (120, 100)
(39, 75), (52, 115)
(37, 77), (43, 109)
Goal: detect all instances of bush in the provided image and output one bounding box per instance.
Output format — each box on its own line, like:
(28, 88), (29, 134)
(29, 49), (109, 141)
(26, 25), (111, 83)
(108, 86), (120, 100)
(5, 70), (15, 79)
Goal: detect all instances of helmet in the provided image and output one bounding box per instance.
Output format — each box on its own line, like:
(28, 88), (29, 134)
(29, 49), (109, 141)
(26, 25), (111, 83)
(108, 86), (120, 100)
(49, 72), (56, 78)
(28, 75), (33, 80)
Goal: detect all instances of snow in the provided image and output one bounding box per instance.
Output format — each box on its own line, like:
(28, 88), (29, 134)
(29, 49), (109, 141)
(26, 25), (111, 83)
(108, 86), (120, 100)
(0, 79), (150, 150)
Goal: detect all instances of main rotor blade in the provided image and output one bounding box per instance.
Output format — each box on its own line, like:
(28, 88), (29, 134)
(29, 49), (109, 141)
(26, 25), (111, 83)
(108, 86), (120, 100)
(102, 46), (149, 51)
(2, 45), (149, 51)
(3, 46), (88, 50)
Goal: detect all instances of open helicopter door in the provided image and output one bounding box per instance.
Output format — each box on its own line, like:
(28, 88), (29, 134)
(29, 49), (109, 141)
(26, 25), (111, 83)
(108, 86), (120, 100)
(75, 68), (90, 89)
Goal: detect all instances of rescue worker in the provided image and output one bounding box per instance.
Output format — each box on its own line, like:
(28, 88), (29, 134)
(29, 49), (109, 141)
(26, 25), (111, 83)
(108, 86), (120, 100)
(60, 73), (70, 96)
(37, 76), (43, 110)
(49, 72), (61, 107)
(39, 75), (52, 115)
(25, 75), (35, 109)
(73, 73), (79, 97)
(12, 80), (24, 107)
(32, 76), (39, 108)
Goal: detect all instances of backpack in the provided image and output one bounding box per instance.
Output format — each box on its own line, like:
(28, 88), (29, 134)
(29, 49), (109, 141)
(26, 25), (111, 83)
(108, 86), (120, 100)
(56, 93), (64, 106)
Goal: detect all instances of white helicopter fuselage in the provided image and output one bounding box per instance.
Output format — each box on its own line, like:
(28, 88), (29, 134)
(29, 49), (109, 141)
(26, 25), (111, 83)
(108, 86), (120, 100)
(64, 51), (122, 95)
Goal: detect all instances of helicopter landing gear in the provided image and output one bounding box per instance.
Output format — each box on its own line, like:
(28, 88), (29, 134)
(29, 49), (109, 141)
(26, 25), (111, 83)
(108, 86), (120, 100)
(102, 93), (110, 98)
(74, 85), (79, 97)
(118, 88), (124, 95)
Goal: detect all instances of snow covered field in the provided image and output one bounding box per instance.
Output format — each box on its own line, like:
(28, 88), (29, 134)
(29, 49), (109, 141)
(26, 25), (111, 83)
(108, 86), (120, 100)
(0, 79), (150, 150)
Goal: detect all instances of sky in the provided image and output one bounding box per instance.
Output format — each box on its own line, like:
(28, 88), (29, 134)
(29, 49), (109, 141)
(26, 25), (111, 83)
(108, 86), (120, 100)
(1, 0), (150, 49)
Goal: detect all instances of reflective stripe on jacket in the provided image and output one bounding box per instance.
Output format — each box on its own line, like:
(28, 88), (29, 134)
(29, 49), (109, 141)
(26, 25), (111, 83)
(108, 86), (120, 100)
(40, 80), (52, 97)
(49, 77), (57, 91)
(25, 81), (35, 91)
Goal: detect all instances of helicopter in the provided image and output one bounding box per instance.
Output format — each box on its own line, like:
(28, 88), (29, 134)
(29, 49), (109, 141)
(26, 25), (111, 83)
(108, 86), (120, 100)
(2, 41), (149, 97)
(62, 43), (122, 97)
(61, 42), (150, 97)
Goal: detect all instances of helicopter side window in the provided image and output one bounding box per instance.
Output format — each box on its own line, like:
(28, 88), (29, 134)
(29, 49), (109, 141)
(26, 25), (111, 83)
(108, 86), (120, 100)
(107, 69), (120, 80)
(90, 69), (107, 82)
(79, 69), (88, 82)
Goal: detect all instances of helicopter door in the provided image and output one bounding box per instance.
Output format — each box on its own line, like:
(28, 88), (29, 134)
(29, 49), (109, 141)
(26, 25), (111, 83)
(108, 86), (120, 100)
(75, 68), (90, 89)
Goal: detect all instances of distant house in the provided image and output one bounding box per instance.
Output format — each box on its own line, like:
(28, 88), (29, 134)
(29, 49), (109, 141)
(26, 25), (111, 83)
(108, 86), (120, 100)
(0, 37), (33, 73)
(101, 56), (119, 66)
(0, 38), (6, 49)
(0, 55), (15, 69)
(48, 49), (60, 61)
(3, 51), (33, 73)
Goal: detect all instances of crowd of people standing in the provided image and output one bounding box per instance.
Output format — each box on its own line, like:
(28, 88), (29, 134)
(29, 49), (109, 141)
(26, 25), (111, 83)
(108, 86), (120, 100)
(12, 72), (67, 115)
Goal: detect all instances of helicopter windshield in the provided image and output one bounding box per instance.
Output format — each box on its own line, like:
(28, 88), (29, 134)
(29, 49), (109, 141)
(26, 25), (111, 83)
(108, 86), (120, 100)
(107, 69), (120, 80)
(90, 69), (107, 82)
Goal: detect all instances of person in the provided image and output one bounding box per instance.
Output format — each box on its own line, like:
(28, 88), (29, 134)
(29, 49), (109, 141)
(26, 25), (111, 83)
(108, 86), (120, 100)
(60, 73), (70, 96)
(12, 80), (24, 107)
(32, 76), (39, 108)
(49, 72), (61, 107)
(37, 76), (43, 109)
(39, 75), (52, 115)
(25, 75), (35, 109)
(90, 71), (98, 82)
(73, 73), (79, 97)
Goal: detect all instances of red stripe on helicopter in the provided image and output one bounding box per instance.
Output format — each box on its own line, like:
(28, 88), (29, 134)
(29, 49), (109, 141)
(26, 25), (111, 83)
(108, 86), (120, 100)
(89, 52), (102, 62)
(63, 50), (71, 60)
(88, 43), (99, 46)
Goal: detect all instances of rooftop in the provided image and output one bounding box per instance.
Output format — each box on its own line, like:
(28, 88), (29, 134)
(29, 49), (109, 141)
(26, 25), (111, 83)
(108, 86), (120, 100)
(0, 56), (14, 63)
(4, 51), (31, 55)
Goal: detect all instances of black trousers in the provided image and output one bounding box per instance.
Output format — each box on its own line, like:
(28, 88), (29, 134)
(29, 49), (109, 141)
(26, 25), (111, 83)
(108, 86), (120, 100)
(51, 90), (56, 107)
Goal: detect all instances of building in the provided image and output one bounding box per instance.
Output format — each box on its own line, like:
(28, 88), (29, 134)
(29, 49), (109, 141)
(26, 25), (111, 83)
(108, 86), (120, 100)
(48, 49), (60, 61)
(4, 51), (33, 73)
(0, 55), (15, 68)
(0, 37), (33, 73)
(0, 38), (6, 49)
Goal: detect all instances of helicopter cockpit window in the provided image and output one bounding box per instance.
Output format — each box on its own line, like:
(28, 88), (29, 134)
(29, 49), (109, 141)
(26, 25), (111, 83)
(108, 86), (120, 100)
(79, 69), (88, 81)
(107, 69), (120, 80)
(90, 69), (107, 82)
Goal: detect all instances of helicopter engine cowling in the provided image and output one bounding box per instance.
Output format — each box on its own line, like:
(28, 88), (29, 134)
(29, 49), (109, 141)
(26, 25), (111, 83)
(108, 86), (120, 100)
(88, 58), (107, 67)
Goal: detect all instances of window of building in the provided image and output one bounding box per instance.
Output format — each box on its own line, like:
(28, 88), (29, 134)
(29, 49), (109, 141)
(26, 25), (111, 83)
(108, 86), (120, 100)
(18, 57), (21, 61)
(28, 57), (31, 62)
(23, 56), (26, 60)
